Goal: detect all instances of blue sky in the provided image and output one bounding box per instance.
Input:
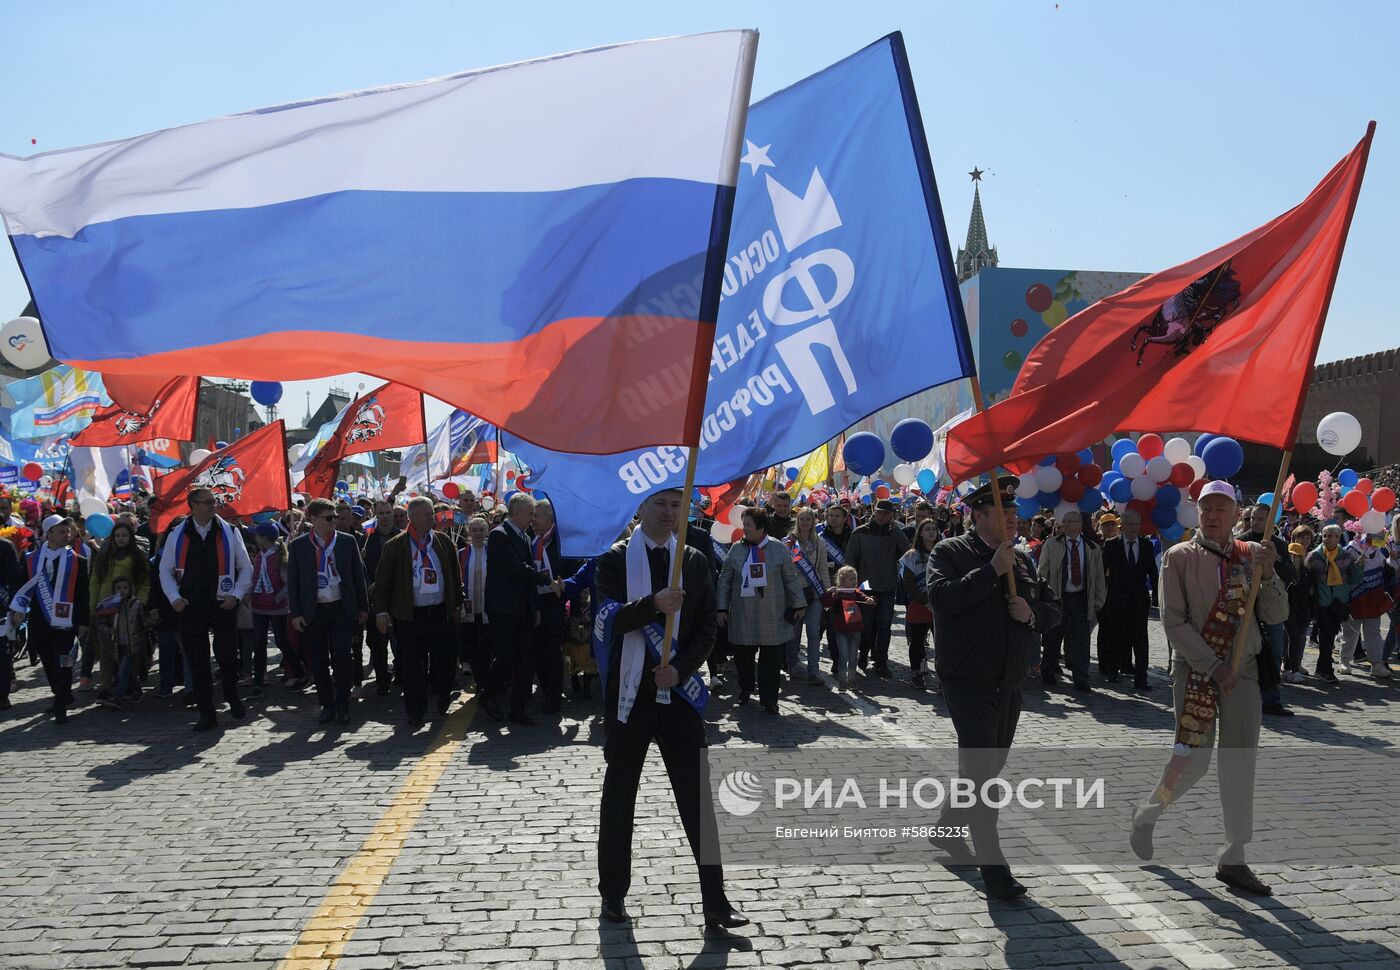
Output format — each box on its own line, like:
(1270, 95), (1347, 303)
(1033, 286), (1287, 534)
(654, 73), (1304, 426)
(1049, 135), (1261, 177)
(4, 1), (1395, 430)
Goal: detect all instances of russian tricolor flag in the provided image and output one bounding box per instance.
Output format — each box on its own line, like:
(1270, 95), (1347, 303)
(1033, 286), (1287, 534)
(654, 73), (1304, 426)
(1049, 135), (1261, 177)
(1, 31), (757, 455)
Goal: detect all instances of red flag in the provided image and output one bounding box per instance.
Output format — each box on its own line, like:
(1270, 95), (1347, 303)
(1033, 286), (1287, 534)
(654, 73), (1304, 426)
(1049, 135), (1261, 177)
(70, 376), (199, 448)
(149, 421), (290, 531)
(699, 476), (748, 523)
(947, 125), (1375, 483)
(300, 381), (426, 498)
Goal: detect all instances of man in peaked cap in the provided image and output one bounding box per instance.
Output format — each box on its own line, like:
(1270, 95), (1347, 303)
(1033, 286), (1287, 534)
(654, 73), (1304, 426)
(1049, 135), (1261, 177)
(925, 474), (1061, 900)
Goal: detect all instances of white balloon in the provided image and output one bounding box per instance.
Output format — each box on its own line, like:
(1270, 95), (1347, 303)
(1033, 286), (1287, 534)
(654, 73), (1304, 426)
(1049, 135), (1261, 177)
(1163, 437), (1192, 465)
(1316, 411), (1362, 456)
(38, 475), (53, 489)
(1119, 453), (1147, 479)
(1053, 501), (1078, 521)
(79, 497), (107, 519)
(1186, 455), (1207, 481)
(189, 448), (211, 465)
(480, 495), (496, 511)
(0, 317), (50, 370)
(1114, 501), (1129, 514)
(1015, 476), (1040, 500)
(892, 463), (916, 487)
(1146, 455), (1174, 483)
(711, 519), (739, 544)
(1034, 465), (1063, 492)
(1130, 475), (1158, 501)
(1177, 502), (1200, 528)
(723, 504), (748, 527)
(1360, 509), (1386, 534)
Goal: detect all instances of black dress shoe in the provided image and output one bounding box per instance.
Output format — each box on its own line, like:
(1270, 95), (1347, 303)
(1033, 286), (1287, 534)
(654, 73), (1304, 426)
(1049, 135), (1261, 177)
(0, 696), (11, 710)
(376, 682), (392, 696)
(336, 703), (350, 724)
(763, 703), (779, 715)
(508, 711), (535, 726)
(703, 906), (750, 930)
(981, 865), (1027, 900)
(192, 714), (216, 731)
(1262, 704), (1294, 717)
(484, 698), (506, 721)
(1073, 681), (1093, 693)
(737, 693), (751, 707)
(318, 706), (335, 724)
(600, 897), (629, 923)
(1134, 680), (1153, 691)
(228, 698), (246, 720)
(911, 673), (926, 688)
(1217, 863), (1272, 896)
(874, 666), (892, 679)
(1041, 669), (1060, 685)
(54, 706), (69, 724)
(406, 717), (424, 730)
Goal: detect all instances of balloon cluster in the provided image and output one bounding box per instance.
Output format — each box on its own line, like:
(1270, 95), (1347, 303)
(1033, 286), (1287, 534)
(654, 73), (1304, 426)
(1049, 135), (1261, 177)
(1012, 449), (1104, 522)
(709, 503), (748, 544)
(841, 419), (936, 502)
(1100, 433), (1239, 540)
(1328, 469), (1393, 534)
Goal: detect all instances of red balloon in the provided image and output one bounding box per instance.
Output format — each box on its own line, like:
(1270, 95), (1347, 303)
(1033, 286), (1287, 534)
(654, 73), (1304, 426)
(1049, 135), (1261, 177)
(875, 485), (891, 500)
(1356, 477), (1374, 495)
(1341, 489), (1370, 517)
(1168, 462), (1195, 487)
(1372, 487), (1396, 514)
(1059, 477), (1086, 502)
(1188, 480), (1207, 501)
(1136, 433), (1164, 460)
(729, 527), (743, 543)
(441, 482), (460, 499)
(505, 469), (516, 480)
(1127, 498), (1155, 521)
(1291, 481), (1319, 511)
(21, 462), (42, 482)
(1054, 453), (1081, 475)
(1077, 463), (1103, 488)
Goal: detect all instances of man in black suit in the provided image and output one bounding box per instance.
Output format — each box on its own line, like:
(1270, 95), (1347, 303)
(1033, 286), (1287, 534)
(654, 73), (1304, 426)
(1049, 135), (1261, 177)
(595, 488), (747, 931)
(288, 497), (370, 724)
(1099, 508), (1158, 689)
(484, 493), (540, 724)
(528, 499), (568, 715)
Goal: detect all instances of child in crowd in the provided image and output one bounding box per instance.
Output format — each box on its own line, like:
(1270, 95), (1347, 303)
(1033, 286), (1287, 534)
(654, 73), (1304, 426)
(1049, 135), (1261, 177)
(821, 565), (874, 690)
(94, 576), (146, 708)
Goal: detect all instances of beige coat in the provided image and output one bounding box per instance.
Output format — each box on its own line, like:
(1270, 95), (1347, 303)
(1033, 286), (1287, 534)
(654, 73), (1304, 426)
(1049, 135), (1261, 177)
(1160, 536), (1288, 678)
(1037, 534), (1107, 617)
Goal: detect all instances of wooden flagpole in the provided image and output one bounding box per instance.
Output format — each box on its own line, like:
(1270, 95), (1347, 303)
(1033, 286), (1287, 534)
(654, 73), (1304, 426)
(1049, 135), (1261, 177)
(967, 374), (1018, 597)
(1228, 120), (1375, 673)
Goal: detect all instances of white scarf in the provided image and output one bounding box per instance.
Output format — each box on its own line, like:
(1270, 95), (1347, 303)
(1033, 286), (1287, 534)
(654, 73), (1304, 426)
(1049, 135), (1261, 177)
(618, 529), (681, 723)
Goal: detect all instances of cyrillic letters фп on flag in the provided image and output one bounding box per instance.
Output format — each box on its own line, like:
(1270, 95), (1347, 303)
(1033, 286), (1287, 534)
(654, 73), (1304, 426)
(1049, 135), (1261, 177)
(1, 31), (758, 455)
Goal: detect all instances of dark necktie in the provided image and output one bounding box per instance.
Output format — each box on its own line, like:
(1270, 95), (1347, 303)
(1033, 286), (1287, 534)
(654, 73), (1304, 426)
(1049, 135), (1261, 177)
(1070, 539), (1082, 587)
(648, 546), (670, 594)
(1127, 538), (1135, 566)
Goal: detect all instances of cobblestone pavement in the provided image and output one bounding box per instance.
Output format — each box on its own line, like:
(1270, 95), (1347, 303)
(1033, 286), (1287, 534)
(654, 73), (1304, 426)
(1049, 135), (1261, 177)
(3, 620), (1399, 970)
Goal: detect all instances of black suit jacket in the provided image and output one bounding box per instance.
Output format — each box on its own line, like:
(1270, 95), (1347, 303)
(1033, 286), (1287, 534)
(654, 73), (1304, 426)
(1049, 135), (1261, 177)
(1101, 535), (1158, 612)
(595, 539), (718, 708)
(485, 522), (539, 618)
(287, 531), (369, 623)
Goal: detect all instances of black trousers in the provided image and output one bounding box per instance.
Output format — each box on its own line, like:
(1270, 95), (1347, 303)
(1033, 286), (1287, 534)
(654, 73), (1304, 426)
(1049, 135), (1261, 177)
(394, 603), (454, 720)
(908, 621), (931, 673)
(31, 620), (76, 709)
(1315, 605), (1344, 675)
(708, 623), (730, 678)
(246, 613), (289, 686)
(304, 606), (356, 708)
(533, 595), (566, 711)
(0, 634), (15, 700)
(487, 612), (534, 716)
(1042, 591), (1091, 685)
(598, 693), (727, 910)
(731, 641), (781, 706)
(177, 605), (240, 718)
(1107, 603), (1151, 682)
(937, 678), (1022, 867)
(858, 590), (896, 669)
(365, 620), (396, 687)
(459, 618), (491, 686)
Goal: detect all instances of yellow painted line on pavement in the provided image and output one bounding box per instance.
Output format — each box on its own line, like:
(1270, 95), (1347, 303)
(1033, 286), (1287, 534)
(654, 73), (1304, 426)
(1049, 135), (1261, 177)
(277, 694), (477, 970)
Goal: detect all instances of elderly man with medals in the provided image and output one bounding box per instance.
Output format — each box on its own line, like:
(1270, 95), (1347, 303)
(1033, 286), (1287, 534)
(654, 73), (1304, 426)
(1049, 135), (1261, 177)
(1130, 480), (1288, 896)
(592, 487), (747, 931)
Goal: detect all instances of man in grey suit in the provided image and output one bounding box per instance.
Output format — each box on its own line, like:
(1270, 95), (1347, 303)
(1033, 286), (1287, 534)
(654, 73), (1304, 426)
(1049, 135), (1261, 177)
(288, 497), (369, 724)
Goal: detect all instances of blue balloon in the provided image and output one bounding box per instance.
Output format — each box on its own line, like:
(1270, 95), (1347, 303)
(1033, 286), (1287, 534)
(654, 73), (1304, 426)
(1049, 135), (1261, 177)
(214, 441), (229, 450)
(1160, 522), (1185, 542)
(1099, 472), (1123, 494)
(1202, 437), (1244, 479)
(890, 419), (935, 462)
(1155, 484), (1181, 509)
(1338, 468), (1359, 488)
(1077, 487), (1104, 513)
(1076, 448), (1095, 466)
(860, 494), (872, 505)
(1257, 491), (1275, 509)
(785, 467), (799, 481)
(843, 433), (886, 477)
(1108, 478), (1133, 503)
(916, 469), (937, 493)
(1038, 455), (1058, 467)
(1151, 505), (1178, 529)
(1194, 433), (1217, 457)
(1339, 485), (1352, 497)
(1016, 497), (1040, 518)
(1111, 438), (1138, 463)
(250, 381), (283, 406)
(1037, 490), (1059, 509)
(85, 513), (114, 539)
(335, 479), (349, 492)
